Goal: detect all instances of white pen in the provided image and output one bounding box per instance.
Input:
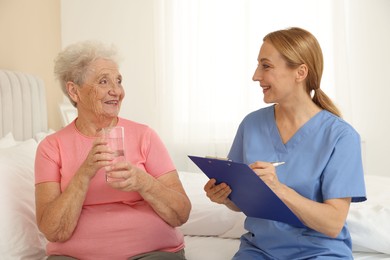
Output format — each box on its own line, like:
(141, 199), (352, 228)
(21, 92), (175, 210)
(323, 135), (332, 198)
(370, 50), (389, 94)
(271, 162), (285, 167)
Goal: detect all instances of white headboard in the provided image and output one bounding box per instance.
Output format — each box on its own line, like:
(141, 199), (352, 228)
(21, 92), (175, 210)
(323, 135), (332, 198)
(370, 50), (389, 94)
(0, 69), (48, 141)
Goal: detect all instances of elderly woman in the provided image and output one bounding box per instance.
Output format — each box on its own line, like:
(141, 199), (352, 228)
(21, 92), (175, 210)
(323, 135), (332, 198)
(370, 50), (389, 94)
(34, 41), (191, 260)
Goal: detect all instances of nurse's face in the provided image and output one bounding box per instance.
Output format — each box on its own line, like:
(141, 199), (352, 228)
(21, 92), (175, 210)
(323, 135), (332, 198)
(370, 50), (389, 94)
(75, 58), (125, 121)
(252, 41), (298, 104)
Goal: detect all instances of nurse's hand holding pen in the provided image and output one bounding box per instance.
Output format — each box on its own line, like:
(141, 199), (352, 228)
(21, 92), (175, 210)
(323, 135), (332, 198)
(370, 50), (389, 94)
(250, 161), (286, 196)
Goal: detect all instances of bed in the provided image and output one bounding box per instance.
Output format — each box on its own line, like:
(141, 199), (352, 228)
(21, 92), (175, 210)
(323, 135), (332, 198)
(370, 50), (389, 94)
(1, 69), (390, 259)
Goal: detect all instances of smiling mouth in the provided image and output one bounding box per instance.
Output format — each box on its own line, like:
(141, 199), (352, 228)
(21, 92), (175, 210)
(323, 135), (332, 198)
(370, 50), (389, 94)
(261, 86), (270, 92)
(105, 100), (119, 105)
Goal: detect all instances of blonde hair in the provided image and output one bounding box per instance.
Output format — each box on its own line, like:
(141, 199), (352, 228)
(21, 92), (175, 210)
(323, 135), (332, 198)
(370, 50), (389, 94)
(264, 27), (341, 117)
(54, 41), (119, 107)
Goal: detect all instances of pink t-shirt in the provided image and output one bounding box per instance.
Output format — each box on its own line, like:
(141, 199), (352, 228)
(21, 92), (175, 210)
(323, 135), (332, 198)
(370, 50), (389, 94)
(35, 118), (184, 259)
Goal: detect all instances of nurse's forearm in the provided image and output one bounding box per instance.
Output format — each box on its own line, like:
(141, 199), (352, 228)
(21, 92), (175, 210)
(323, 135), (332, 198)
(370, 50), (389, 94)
(276, 185), (351, 238)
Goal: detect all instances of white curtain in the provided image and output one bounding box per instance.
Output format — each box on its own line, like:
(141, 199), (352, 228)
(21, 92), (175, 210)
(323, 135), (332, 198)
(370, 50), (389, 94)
(152, 0), (339, 171)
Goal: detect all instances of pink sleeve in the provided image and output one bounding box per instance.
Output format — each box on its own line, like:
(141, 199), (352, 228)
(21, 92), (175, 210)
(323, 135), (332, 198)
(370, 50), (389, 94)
(35, 137), (61, 184)
(142, 128), (176, 178)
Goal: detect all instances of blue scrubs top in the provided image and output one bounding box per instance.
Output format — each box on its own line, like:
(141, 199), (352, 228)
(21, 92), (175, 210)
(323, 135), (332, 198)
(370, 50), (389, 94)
(229, 105), (366, 260)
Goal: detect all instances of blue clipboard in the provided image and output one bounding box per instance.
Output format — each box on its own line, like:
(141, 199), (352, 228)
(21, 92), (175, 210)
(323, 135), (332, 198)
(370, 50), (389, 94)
(188, 155), (305, 228)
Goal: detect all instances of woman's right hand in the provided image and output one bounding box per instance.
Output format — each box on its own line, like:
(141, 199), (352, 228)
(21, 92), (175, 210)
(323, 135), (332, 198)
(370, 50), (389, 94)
(78, 137), (114, 179)
(204, 178), (232, 204)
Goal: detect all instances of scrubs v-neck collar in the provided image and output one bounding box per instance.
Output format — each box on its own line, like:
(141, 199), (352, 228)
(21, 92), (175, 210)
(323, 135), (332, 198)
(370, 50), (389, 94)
(268, 105), (325, 154)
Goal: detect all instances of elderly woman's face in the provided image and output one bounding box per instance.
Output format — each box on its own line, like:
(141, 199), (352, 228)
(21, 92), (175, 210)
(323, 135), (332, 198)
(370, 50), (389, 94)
(77, 58), (125, 120)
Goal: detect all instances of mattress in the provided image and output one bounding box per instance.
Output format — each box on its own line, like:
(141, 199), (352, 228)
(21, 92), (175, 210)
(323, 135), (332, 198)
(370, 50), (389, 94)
(184, 235), (390, 260)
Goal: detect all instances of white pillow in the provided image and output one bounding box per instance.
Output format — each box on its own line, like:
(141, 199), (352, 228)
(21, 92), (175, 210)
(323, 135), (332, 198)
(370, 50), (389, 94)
(0, 132), (17, 148)
(34, 129), (55, 143)
(219, 213), (246, 239)
(0, 139), (47, 259)
(178, 171), (244, 236)
(347, 174), (390, 254)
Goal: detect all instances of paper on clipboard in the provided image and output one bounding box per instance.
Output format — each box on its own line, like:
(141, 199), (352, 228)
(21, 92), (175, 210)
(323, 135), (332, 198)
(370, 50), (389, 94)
(188, 155), (305, 228)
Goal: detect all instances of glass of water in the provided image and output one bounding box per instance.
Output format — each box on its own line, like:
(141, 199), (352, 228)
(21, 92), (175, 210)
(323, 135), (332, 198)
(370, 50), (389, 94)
(102, 126), (125, 182)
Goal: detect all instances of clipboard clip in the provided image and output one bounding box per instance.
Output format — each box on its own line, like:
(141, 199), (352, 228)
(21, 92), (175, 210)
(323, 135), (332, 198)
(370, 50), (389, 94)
(205, 156), (233, 166)
(205, 156), (232, 161)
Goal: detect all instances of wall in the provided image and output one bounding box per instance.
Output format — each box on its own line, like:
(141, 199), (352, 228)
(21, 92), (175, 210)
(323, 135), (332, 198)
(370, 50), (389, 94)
(0, 0), (62, 131)
(60, 0), (390, 176)
(342, 0), (390, 176)
(60, 0), (158, 128)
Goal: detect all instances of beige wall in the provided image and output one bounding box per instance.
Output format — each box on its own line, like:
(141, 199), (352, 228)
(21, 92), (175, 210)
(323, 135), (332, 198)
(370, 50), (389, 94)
(0, 0), (63, 130)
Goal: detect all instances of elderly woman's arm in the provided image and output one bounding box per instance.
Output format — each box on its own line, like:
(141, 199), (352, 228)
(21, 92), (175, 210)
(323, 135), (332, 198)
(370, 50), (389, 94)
(141, 171), (191, 227)
(106, 166), (191, 227)
(35, 174), (90, 242)
(35, 138), (112, 242)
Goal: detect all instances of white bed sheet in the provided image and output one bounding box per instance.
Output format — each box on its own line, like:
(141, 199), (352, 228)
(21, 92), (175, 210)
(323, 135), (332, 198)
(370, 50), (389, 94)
(184, 235), (390, 260)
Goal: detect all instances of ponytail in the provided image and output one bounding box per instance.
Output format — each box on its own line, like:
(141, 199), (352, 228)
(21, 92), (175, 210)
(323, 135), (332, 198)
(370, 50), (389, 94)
(312, 88), (341, 117)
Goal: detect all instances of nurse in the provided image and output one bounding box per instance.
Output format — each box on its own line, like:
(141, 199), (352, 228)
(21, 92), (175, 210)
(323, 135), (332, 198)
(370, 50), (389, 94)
(204, 27), (366, 259)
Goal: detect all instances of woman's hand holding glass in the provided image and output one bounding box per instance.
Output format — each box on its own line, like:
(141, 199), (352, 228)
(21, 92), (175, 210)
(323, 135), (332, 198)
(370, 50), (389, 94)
(78, 138), (114, 180)
(105, 162), (154, 193)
